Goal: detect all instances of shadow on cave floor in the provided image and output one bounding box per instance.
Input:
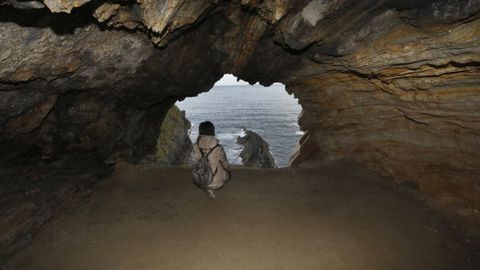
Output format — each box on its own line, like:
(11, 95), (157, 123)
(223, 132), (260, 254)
(5, 161), (479, 270)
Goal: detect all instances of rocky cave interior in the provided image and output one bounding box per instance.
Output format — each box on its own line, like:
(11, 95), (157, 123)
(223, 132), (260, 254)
(1, 0), (480, 268)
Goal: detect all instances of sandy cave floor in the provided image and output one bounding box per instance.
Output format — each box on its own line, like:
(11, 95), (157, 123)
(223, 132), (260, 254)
(5, 162), (479, 270)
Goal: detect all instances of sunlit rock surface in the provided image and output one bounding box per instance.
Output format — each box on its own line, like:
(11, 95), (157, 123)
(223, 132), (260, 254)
(1, 0), (479, 262)
(155, 105), (192, 166)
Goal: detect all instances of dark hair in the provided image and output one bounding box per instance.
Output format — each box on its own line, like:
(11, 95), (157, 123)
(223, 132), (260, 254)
(199, 121), (215, 136)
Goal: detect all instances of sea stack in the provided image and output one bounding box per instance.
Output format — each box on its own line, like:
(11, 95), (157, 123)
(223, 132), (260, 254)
(237, 129), (277, 168)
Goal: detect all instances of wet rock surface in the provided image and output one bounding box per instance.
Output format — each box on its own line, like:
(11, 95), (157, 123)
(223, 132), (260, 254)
(237, 129), (277, 168)
(0, 0), (480, 262)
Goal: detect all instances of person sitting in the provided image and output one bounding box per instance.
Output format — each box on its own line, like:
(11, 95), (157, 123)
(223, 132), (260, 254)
(192, 121), (231, 199)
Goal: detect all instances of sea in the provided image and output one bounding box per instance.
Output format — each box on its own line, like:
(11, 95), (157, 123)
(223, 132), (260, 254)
(176, 84), (303, 167)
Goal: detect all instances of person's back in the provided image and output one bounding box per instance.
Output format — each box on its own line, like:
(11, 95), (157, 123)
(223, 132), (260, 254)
(192, 121), (231, 198)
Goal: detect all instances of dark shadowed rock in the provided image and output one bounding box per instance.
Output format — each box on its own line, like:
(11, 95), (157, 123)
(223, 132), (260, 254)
(0, 158), (111, 265)
(237, 129), (277, 168)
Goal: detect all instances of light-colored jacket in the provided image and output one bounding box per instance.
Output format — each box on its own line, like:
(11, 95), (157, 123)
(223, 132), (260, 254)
(193, 135), (231, 190)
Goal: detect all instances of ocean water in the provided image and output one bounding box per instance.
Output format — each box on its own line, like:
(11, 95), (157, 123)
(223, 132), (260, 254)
(176, 84), (303, 167)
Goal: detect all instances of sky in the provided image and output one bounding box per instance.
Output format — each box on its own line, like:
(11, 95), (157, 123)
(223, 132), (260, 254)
(214, 74), (250, 86)
(214, 73), (284, 86)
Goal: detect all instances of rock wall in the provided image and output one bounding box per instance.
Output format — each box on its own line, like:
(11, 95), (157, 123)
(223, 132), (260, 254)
(1, 0), (480, 259)
(283, 2), (480, 235)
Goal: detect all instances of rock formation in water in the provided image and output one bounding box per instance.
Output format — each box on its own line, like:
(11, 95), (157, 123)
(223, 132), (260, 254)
(0, 0), (480, 261)
(237, 129), (277, 168)
(155, 105), (193, 166)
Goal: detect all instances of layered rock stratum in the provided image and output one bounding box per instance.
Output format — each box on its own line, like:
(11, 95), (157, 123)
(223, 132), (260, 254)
(1, 0), (479, 261)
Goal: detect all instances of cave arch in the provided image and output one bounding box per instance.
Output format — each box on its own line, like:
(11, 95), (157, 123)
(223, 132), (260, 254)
(1, 0), (480, 263)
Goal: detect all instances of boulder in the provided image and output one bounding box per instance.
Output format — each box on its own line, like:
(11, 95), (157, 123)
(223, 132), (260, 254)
(237, 129), (277, 168)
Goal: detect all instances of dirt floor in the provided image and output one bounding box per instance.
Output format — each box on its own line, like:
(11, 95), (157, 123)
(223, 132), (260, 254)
(5, 162), (479, 270)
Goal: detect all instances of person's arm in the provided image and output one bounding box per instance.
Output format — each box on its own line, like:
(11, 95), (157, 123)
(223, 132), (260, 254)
(218, 146), (232, 181)
(218, 146), (230, 171)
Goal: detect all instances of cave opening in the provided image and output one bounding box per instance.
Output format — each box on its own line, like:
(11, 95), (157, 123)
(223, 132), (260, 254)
(174, 74), (303, 168)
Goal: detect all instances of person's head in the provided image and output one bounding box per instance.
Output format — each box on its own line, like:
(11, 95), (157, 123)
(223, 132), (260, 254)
(199, 121), (215, 136)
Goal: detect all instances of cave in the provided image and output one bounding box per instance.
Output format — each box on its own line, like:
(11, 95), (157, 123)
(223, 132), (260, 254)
(1, 0), (479, 269)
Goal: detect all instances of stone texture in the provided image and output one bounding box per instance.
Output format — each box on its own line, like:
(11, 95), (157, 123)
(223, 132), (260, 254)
(0, 7), (225, 164)
(285, 11), (480, 235)
(1, 0), (480, 262)
(92, 0), (218, 46)
(43, 0), (91, 13)
(237, 129), (277, 168)
(155, 105), (193, 166)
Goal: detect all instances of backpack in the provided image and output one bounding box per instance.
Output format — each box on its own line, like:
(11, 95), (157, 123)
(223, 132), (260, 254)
(192, 144), (219, 187)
